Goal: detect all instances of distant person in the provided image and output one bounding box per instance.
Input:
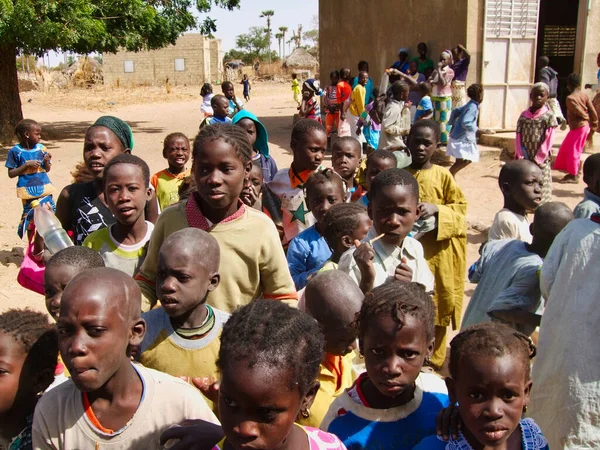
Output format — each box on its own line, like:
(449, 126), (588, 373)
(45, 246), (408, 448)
(403, 60), (427, 121)
(414, 82), (433, 121)
(240, 74), (250, 102)
(429, 50), (455, 146)
(337, 68), (353, 137)
(299, 79), (323, 123)
(536, 56), (566, 128)
(573, 153), (600, 218)
(412, 42), (435, 78)
(324, 70), (340, 150)
(555, 73), (598, 183)
(348, 71), (368, 139)
(199, 95), (232, 127)
(200, 82), (214, 118)
(151, 132), (191, 211)
(378, 81), (411, 151)
(352, 60), (374, 104)
(291, 73), (301, 106)
(515, 83), (559, 203)
(221, 80), (243, 116)
(391, 47), (410, 73)
(450, 44), (471, 108)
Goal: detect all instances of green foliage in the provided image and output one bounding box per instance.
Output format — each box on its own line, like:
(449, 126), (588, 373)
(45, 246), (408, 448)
(234, 26), (269, 61)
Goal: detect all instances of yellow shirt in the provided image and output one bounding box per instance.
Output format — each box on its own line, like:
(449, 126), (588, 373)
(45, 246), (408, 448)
(349, 84), (366, 117)
(151, 168), (190, 211)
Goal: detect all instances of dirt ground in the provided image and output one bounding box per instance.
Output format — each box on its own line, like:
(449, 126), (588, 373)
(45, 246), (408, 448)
(0, 82), (589, 326)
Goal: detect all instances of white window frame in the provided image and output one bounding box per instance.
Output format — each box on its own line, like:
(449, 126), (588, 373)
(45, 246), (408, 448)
(174, 58), (185, 72)
(123, 60), (135, 73)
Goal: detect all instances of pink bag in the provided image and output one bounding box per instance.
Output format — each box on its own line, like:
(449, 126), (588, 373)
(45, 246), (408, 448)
(17, 238), (45, 295)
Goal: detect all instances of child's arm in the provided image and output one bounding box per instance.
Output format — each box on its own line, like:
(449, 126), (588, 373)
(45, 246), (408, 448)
(428, 173), (468, 241)
(286, 237), (318, 290)
(353, 241), (376, 294)
(7, 159), (41, 178)
(55, 186), (73, 233)
(489, 309), (541, 328)
(461, 104), (479, 132)
(299, 98), (310, 117)
(382, 104), (404, 136)
(42, 151), (52, 173)
(587, 95), (599, 133)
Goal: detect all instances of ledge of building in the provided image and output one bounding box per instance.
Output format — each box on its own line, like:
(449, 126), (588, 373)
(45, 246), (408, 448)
(479, 129), (600, 156)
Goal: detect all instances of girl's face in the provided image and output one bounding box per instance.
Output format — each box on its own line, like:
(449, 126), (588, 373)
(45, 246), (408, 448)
(164, 137), (190, 172)
(83, 126), (127, 180)
(302, 87), (313, 99)
(307, 180), (345, 227)
(530, 87), (548, 110)
(24, 124), (42, 147)
(360, 313), (433, 401)
(241, 164), (264, 205)
(193, 139), (251, 213)
(440, 53), (451, 66)
(447, 354), (531, 448)
(0, 332), (27, 417)
(237, 118), (258, 147)
(291, 129), (326, 172)
(219, 360), (316, 450)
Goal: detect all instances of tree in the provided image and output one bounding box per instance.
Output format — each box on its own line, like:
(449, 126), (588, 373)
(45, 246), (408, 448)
(235, 26), (270, 62)
(259, 10), (275, 63)
(275, 32), (283, 58)
(0, 0), (241, 142)
(278, 26), (288, 58)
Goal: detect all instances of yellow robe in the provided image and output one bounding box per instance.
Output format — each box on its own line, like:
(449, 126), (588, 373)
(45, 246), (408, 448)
(408, 165), (467, 329)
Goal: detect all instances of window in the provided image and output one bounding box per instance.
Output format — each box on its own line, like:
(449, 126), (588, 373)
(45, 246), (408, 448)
(174, 58), (185, 72)
(124, 60), (134, 73)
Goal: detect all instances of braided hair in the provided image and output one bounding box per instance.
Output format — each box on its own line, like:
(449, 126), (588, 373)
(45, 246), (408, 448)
(322, 202), (368, 248)
(193, 123), (252, 164)
(217, 299), (324, 395)
(304, 168), (345, 204)
(15, 119), (39, 140)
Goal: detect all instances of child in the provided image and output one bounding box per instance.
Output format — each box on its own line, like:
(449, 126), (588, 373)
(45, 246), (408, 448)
(151, 132), (191, 211)
(200, 83), (214, 118)
(299, 79), (323, 123)
(352, 61), (375, 105)
(356, 150), (398, 207)
(332, 137), (362, 199)
(240, 160), (264, 210)
(232, 109), (278, 182)
(321, 203), (372, 271)
(287, 170), (346, 289)
(83, 154), (153, 277)
(414, 322), (548, 450)
(555, 73), (599, 183)
(378, 81), (411, 150)
(0, 309), (58, 450)
(450, 44), (472, 109)
(161, 299), (348, 449)
(136, 124), (296, 313)
(268, 119), (327, 246)
(33, 268), (219, 449)
(429, 50), (455, 146)
(292, 73), (302, 106)
(240, 74), (250, 102)
(462, 202), (573, 336)
(221, 80), (243, 116)
(200, 95), (233, 127)
(44, 246), (105, 322)
(515, 82), (559, 203)
(404, 61), (427, 120)
(338, 168), (434, 294)
(537, 56), (566, 127)
(447, 83), (484, 177)
(301, 270), (364, 428)
(324, 70), (340, 149)
(322, 281), (449, 449)
(337, 68), (353, 137)
(407, 119), (467, 369)
(414, 82), (433, 121)
(357, 88), (384, 152)
(574, 153), (600, 218)
(488, 160), (543, 243)
(6, 119), (54, 239)
(138, 229), (227, 409)
(348, 71), (368, 139)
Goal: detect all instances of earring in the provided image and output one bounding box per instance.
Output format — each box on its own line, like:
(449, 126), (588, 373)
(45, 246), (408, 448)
(523, 404), (528, 413)
(301, 408), (310, 419)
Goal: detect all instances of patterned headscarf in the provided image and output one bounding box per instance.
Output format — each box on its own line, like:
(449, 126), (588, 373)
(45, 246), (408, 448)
(303, 79), (323, 96)
(441, 50), (454, 65)
(531, 82), (550, 94)
(92, 116), (135, 151)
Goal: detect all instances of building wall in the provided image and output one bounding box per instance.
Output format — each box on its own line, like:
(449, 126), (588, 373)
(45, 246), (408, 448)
(319, 0), (471, 85)
(103, 34), (222, 87)
(578, 0), (600, 85)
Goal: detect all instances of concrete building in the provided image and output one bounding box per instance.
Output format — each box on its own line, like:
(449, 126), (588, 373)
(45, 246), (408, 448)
(320, 0), (599, 130)
(102, 34), (223, 87)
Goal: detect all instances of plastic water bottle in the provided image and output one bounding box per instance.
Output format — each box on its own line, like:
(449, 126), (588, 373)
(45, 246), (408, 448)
(30, 200), (73, 255)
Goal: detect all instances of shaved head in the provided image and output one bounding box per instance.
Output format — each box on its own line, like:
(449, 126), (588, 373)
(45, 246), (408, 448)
(533, 201), (573, 238)
(498, 160), (540, 187)
(160, 228), (220, 273)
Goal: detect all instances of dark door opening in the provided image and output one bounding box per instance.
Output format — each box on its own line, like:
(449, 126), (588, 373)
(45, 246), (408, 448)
(536, 0), (580, 112)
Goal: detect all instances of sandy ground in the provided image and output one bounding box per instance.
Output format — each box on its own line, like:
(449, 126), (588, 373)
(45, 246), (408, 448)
(0, 82), (590, 325)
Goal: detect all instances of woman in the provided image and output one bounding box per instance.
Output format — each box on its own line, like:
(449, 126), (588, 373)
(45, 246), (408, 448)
(429, 50), (455, 146)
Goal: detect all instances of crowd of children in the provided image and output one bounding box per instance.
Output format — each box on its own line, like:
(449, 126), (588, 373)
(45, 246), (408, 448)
(3, 50), (600, 450)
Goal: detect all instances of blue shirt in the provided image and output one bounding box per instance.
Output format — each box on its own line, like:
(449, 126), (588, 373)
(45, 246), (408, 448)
(573, 188), (600, 219)
(5, 143), (54, 199)
(287, 225), (332, 290)
(448, 99), (479, 142)
(392, 60), (410, 73)
(414, 96), (433, 121)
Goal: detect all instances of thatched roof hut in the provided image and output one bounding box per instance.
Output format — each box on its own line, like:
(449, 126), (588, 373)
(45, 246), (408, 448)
(283, 47), (318, 72)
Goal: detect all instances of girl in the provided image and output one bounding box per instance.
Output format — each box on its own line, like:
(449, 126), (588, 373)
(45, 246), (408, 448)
(0, 309), (58, 450)
(415, 322), (548, 450)
(447, 83), (484, 177)
(321, 281), (449, 449)
(429, 50), (455, 146)
(292, 73), (302, 106)
(161, 299), (348, 449)
(201, 83), (214, 118)
(287, 169), (346, 290)
(324, 70), (340, 150)
(241, 160), (264, 210)
(554, 73), (599, 183)
(241, 74), (250, 102)
(151, 132), (191, 211)
(357, 88), (384, 152)
(135, 124), (296, 313)
(515, 83), (559, 203)
(232, 109), (278, 182)
(299, 79), (323, 123)
(56, 115), (158, 245)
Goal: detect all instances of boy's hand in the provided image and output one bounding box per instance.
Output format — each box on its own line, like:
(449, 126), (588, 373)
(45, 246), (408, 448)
(436, 404), (462, 441)
(353, 240), (376, 288)
(192, 376), (220, 404)
(419, 202), (438, 219)
(394, 257), (413, 283)
(25, 160), (41, 169)
(160, 419), (224, 450)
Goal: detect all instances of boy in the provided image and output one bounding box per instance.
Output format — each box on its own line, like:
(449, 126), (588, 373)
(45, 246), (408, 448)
(462, 202), (573, 336)
(414, 82), (433, 121)
(488, 160), (543, 243)
(83, 154), (153, 277)
(574, 153), (600, 218)
(33, 268), (218, 449)
(338, 168), (434, 294)
(356, 150), (398, 207)
(138, 229), (227, 408)
(299, 270), (363, 428)
(407, 119), (468, 370)
(221, 81), (243, 116)
(378, 81), (411, 150)
(348, 71), (368, 139)
(332, 137), (362, 200)
(200, 95), (233, 127)
(268, 119), (327, 246)
(151, 132), (191, 211)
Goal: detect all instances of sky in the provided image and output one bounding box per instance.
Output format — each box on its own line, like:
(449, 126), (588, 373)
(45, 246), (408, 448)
(45, 1), (318, 66)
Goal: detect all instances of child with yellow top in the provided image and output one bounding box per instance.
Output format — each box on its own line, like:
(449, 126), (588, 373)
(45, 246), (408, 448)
(151, 132), (191, 211)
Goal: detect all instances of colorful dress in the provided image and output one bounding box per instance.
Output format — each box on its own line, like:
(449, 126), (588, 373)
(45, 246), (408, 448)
(212, 425), (347, 449)
(430, 67), (455, 145)
(446, 99), (480, 162)
(303, 97), (322, 123)
(324, 84), (339, 137)
(515, 105), (558, 203)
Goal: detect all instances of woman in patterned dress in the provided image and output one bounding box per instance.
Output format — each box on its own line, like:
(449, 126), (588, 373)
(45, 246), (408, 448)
(429, 50), (455, 146)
